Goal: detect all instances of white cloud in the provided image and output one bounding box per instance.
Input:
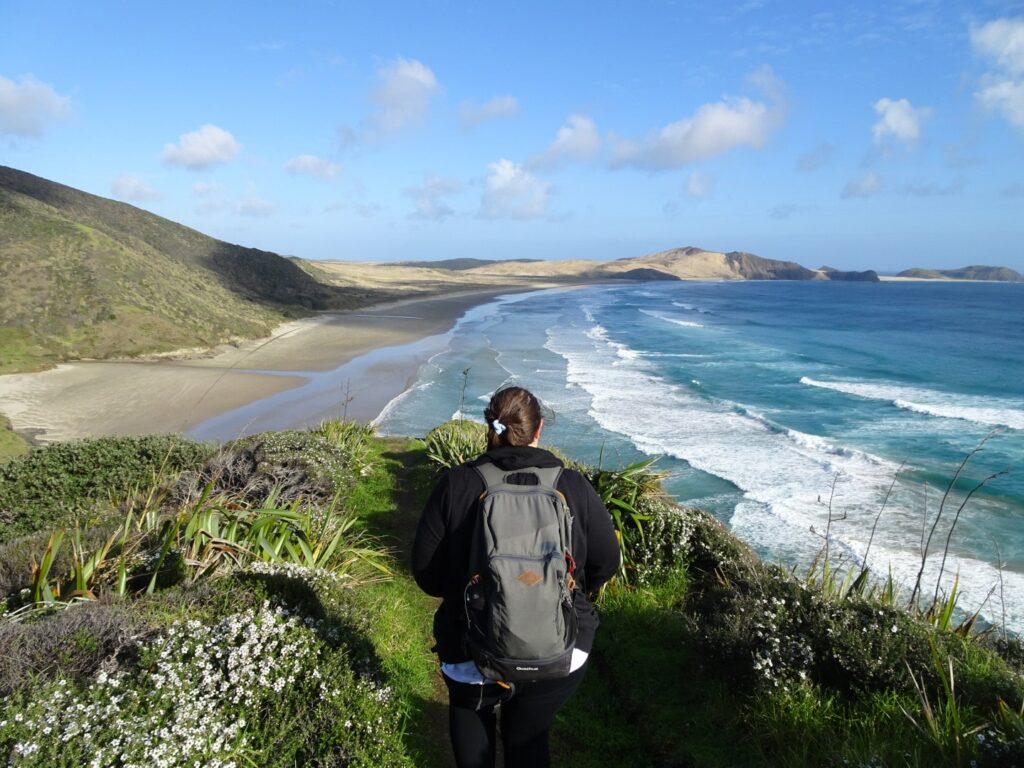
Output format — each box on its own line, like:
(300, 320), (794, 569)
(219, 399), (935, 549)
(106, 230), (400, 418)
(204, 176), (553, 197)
(971, 19), (1024, 131)
(192, 181), (224, 197)
(871, 98), (931, 144)
(479, 159), (551, 220)
(612, 68), (784, 170)
(529, 114), (600, 169)
(405, 173), (461, 220)
(284, 154), (342, 179)
(370, 57), (438, 134)
(971, 18), (1024, 75)
(162, 124), (241, 169)
(842, 170), (883, 199)
(236, 196), (274, 217)
(338, 57), (440, 146)
(976, 76), (1024, 129)
(0, 74), (71, 137)
(685, 171), (715, 199)
(460, 95), (520, 128)
(111, 174), (160, 201)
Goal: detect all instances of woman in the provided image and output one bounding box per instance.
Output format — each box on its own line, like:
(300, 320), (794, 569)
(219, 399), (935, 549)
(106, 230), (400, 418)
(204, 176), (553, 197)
(412, 386), (620, 768)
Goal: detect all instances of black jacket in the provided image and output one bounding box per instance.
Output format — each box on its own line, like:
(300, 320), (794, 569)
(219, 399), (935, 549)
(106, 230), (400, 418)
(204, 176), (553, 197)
(411, 445), (621, 663)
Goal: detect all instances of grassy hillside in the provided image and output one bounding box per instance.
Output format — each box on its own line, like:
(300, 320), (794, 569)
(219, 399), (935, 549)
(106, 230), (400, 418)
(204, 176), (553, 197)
(0, 166), (366, 373)
(2, 424), (1022, 766)
(898, 265), (1024, 282)
(0, 418), (29, 462)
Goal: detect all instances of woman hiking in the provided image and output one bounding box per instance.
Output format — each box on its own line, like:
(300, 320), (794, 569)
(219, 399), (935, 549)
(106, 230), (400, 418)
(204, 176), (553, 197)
(412, 385), (620, 768)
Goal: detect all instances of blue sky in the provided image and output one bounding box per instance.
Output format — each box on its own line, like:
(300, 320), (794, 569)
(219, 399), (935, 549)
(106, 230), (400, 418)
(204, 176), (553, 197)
(2, 0), (1024, 270)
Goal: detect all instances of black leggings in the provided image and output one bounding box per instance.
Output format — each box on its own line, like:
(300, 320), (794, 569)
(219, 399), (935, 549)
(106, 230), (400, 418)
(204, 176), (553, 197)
(444, 666), (586, 768)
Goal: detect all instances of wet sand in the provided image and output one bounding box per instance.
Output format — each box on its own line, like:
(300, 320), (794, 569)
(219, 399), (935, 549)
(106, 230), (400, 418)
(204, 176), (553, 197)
(0, 289), (518, 444)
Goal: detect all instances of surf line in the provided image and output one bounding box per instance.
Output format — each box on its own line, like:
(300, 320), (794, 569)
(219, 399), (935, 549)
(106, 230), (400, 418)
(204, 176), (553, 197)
(348, 314), (422, 319)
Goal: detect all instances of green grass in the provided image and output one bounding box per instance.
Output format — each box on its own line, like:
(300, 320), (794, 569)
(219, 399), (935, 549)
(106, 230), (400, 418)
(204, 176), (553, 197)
(0, 417), (29, 462)
(552, 572), (764, 767)
(342, 437), (453, 767)
(0, 328), (53, 374)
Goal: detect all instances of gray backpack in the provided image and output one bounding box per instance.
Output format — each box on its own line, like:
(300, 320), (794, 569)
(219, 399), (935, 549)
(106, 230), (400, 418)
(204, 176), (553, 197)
(463, 463), (579, 683)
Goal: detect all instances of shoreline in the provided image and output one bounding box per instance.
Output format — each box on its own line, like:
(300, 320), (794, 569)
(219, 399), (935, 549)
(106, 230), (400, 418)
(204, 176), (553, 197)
(0, 287), (546, 445)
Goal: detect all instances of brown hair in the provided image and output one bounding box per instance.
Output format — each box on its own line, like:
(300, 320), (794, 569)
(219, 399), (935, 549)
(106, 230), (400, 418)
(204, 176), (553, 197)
(484, 386), (543, 450)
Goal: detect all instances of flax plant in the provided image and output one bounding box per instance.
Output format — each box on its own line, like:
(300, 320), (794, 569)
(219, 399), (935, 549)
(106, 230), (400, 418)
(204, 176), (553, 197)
(24, 483), (390, 606)
(587, 454), (666, 586)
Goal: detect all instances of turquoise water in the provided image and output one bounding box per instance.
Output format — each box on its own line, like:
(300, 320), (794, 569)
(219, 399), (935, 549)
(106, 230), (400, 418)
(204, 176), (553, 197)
(375, 281), (1024, 630)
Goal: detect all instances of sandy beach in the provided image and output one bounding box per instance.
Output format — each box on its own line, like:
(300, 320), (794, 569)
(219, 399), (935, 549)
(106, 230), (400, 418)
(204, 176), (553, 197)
(0, 289), (521, 445)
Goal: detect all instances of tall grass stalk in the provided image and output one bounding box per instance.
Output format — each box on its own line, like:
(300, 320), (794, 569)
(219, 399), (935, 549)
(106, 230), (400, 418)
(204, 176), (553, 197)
(860, 460), (905, 579)
(910, 433), (997, 608)
(931, 470), (1005, 611)
(901, 639), (985, 765)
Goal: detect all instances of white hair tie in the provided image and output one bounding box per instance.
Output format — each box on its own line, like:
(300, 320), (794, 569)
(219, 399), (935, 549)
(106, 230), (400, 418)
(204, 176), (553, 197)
(491, 418), (506, 435)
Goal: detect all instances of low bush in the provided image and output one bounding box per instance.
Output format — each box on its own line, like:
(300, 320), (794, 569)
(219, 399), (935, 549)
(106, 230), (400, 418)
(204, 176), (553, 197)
(0, 435), (213, 543)
(0, 565), (413, 768)
(317, 419), (377, 478)
(0, 600), (145, 696)
(621, 498), (694, 588)
(172, 430), (354, 508)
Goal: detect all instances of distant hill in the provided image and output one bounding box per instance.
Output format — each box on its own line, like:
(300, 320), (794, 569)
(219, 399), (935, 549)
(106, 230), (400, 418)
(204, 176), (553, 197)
(458, 246), (828, 281)
(0, 166), (362, 373)
(818, 266), (880, 282)
(896, 265), (1023, 282)
(390, 257), (542, 271)
(309, 246), (870, 297)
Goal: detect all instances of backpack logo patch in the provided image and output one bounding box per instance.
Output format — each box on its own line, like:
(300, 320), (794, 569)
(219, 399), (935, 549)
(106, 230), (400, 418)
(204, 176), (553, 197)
(517, 569), (542, 587)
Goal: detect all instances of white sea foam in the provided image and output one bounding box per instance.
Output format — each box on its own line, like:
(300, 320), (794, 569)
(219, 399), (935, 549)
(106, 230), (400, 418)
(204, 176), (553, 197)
(371, 380), (435, 431)
(671, 301), (709, 313)
(450, 410), (485, 423)
(545, 319), (1024, 630)
(800, 377), (1024, 431)
(640, 309), (704, 328)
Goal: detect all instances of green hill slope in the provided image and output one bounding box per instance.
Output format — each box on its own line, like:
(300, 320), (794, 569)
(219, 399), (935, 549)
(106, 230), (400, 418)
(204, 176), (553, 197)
(897, 265), (1023, 281)
(0, 166), (360, 373)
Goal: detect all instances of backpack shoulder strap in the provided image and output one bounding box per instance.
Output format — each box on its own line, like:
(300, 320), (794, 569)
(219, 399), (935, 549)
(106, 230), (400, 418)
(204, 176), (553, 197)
(474, 463), (564, 493)
(474, 461), (507, 491)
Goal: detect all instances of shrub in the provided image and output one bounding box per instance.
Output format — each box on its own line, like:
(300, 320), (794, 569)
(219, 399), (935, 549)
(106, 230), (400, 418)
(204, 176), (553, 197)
(172, 427), (364, 508)
(810, 598), (937, 697)
(317, 420), (376, 477)
(0, 435), (213, 543)
(0, 600), (145, 696)
(171, 441), (334, 507)
(624, 499), (695, 587)
(423, 420), (486, 469)
(0, 565), (412, 767)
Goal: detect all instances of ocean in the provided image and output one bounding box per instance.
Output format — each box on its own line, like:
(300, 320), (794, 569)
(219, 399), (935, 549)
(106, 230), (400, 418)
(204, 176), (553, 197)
(374, 280), (1024, 631)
